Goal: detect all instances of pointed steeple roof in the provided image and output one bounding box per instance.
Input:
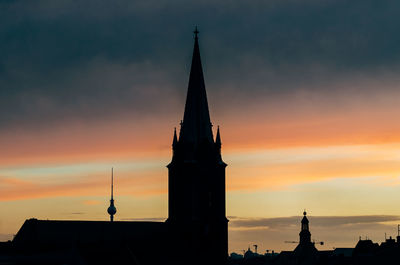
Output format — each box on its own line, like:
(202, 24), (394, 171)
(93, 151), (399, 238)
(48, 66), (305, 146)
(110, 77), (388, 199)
(179, 27), (214, 144)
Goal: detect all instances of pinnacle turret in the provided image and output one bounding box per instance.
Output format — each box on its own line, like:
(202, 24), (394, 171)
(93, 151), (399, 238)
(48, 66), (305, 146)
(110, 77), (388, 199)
(215, 126), (221, 147)
(173, 127), (178, 147)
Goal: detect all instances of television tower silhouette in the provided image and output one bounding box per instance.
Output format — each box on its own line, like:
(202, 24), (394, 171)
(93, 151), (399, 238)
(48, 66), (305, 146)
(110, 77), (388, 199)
(107, 168), (117, 222)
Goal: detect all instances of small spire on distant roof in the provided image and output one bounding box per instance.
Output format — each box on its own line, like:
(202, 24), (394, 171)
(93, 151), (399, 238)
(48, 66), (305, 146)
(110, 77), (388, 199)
(194, 26), (199, 39)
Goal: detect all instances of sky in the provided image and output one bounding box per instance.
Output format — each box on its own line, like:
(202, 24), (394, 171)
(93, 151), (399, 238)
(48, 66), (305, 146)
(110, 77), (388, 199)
(1, 0), (400, 254)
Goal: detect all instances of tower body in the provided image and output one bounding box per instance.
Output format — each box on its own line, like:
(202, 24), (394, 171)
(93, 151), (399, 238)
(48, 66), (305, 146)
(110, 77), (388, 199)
(299, 211), (311, 244)
(167, 31), (228, 264)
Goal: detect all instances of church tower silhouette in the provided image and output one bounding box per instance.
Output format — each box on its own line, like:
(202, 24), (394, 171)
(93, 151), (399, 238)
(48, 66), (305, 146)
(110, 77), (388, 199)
(167, 28), (228, 264)
(294, 211), (319, 264)
(10, 29), (228, 265)
(299, 210), (311, 245)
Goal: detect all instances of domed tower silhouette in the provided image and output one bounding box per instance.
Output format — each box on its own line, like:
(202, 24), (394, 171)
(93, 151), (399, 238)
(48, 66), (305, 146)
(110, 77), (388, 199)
(107, 168), (117, 222)
(300, 210), (311, 244)
(294, 210), (319, 265)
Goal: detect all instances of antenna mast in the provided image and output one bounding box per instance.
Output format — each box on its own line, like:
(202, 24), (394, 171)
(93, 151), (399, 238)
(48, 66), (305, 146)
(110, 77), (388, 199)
(111, 167), (114, 199)
(107, 167), (117, 222)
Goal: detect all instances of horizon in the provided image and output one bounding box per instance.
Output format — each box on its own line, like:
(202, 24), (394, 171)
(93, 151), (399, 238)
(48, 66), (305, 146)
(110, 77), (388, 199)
(2, 0), (400, 255)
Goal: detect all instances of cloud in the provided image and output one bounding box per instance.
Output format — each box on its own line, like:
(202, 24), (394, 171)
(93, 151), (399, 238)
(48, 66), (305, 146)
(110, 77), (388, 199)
(0, 168), (167, 201)
(2, 143), (400, 202)
(229, 215), (400, 230)
(226, 144), (400, 192)
(2, 2), (400, 249)
(1, 0), (400, 131)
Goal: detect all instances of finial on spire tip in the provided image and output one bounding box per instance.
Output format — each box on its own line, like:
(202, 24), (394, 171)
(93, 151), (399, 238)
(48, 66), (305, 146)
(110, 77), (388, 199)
(194, 26), (199, 39)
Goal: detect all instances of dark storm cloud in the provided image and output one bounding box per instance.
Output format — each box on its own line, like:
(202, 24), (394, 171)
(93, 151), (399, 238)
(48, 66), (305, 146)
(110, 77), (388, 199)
(1, 0), (400, 129)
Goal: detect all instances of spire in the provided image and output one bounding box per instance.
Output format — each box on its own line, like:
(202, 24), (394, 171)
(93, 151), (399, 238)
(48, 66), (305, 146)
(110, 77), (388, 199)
(107, 168), (117, 222)
(111, 167), (114, 200)
(194, 26), (199, 40)
(179, 27), (214, 144)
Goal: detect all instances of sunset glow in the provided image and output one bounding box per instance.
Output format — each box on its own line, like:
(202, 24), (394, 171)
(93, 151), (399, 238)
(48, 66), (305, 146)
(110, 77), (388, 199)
(2, 0), (400, 255)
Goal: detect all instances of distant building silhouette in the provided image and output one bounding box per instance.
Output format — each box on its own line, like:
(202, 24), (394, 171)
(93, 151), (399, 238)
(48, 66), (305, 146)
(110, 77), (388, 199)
(352, 235), (400, 265)
(0, 29), (228, 265)
(292, 211), (319, 265)
(272, 211), (320, 265)
(227, 214), (400, 265)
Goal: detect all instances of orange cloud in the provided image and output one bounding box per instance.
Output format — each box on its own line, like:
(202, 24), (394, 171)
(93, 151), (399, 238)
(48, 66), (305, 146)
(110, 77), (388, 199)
(227, 146), (400, 191)
(0, 169), (167, 202)
(0, 118), (174, 167)
(2, 87), (400, 169)
(221, 104), (400, 151)
(2, 144), (399, 202)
